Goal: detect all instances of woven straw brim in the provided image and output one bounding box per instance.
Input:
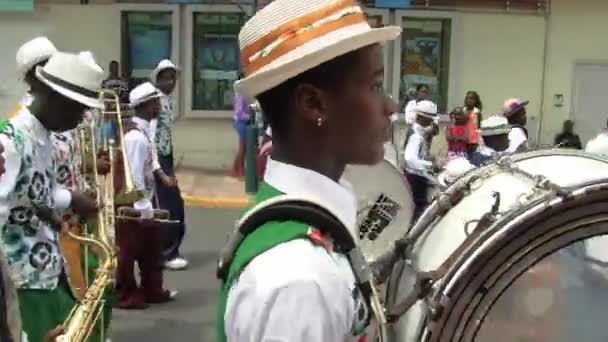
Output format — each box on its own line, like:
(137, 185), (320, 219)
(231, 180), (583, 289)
(236, 23), (401, 98)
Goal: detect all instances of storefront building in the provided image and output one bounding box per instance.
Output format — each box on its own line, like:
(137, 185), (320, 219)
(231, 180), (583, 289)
(1, 0), (608, 146)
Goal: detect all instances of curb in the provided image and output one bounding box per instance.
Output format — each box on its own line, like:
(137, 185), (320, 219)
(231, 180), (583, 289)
(182, 193), (250, 208)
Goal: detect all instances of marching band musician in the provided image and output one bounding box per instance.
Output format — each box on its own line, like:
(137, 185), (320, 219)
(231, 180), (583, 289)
(403, 100), (442, 224)
(217, 0), (401, 340)
(0, 52), (101, 342)
(10, 37), (58, 119)
(502, 98), (529, 153)
(469, 116), (512, 167)
(50, 51), (114, 340)
(149, 60), (189, 271)
(114, 82), (177, 309)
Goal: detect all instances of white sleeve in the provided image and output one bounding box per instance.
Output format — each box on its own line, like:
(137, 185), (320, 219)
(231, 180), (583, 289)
(405, 100), (417, 125)
(225, 279), (347, 342)
(124, 132), (153, 219)
(149, 119), (162, 171)
(404, 134), (432, 171)
(506, 128), (528, 153)
(0, 136), (21, 229)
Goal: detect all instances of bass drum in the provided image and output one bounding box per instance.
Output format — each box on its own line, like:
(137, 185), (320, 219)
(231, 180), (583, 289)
(343, 156), (413, 263)
(383, 149), (608, 342)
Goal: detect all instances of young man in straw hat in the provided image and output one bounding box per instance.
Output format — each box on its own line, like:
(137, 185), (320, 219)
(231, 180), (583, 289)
(0, 51), (102, 342)
(469, 115), (512, 167)
(113, 82), (177, 309)
(502, 97), (529, 153)
(10, 37), (58, 119)
(149, 59), (189, 271)
(216, 0), (402, 341)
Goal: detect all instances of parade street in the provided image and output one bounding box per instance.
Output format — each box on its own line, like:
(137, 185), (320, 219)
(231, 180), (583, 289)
(111, 207), (241, 342)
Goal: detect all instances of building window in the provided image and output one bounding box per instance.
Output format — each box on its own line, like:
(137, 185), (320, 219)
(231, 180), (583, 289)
(399, 17), (451, 111)
(121, 11), (173, 88)
(192, 12), (245, 111)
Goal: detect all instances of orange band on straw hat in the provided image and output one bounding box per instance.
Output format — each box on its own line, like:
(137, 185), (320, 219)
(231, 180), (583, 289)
(241, 0), (366, 75)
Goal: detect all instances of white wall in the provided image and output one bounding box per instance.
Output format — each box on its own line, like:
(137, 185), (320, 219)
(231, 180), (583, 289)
(0, 4), (120, 117)
(541, 0), (608, 145)
(455, 12), (546, 144)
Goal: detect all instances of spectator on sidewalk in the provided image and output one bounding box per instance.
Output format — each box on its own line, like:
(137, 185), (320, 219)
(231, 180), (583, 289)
(150, 59), (189, 271)
(554, 120), (582, 149)
(230, 74), (249, 179)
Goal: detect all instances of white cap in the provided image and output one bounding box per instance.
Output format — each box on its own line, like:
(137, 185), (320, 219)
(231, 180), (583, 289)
(129, 82), (161, 108)
(479, 115), (511, 136)
(16, 37), (57, 79)
(586, 133), (608, 156)
(415, 100), (438, 119)
(438, 157), (476, 187)
(150, 59), (179, 84)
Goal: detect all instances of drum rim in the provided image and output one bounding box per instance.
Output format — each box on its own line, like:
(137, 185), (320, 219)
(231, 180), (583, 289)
(422, 184), (608, 341)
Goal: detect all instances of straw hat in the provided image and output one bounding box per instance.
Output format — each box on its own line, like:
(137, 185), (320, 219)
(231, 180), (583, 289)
(130, 82), (162, 108)
(503, 98), (529, 117)
(235, 0), (401, 98)
(479, 115), (511, 136)
(16, 37), (57, 79)
(35, 52), (104, 109)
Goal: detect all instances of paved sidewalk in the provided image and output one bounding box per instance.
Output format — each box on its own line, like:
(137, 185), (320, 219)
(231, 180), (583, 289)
(176, 167), (250, 208)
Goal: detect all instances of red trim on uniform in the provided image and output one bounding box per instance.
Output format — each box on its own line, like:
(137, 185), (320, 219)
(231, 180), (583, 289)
(307, 227), (332, 253)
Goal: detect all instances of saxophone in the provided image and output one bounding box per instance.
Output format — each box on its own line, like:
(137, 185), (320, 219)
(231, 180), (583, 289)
(57, 91), (121, 342)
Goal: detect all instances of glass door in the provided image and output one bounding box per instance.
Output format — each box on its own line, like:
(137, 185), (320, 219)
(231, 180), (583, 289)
(184, 5), (253, 118)
(392, 14), (453, 112)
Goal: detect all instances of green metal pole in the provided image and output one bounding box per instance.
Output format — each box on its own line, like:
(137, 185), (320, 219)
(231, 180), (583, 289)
(244, 105), (259, 194)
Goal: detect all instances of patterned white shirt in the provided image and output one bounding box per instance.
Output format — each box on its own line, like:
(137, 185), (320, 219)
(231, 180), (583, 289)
(0, 107), (71, 290)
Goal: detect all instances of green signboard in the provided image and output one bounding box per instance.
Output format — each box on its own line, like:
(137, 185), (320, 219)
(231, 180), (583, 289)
(0, 0), (33, 11)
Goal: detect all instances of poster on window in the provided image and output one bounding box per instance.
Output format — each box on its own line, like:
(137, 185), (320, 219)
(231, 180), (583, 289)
(399, 19), (445, 107)
(192, 13), (244, 111)
(127, 13), (172, 79)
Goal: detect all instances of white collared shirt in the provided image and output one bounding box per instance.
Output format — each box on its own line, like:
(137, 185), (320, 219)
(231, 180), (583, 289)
(123, 116), (155, 219)
(404, 123), (433, 179)
(225, 158), (365, 342)
(507, 126), (528, 153)
(0, 106), (72, 290)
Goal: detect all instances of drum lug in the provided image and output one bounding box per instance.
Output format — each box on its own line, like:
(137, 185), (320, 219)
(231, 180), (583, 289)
(427, 294), (450, 321)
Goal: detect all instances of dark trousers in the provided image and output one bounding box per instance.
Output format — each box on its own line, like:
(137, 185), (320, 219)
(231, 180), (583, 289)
(154, 153), (187, 261)
(115, 220), (164, 305)
(405, 172), (430, 226)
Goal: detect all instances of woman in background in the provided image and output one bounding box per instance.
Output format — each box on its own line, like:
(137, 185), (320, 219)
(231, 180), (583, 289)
(230, 74), (249, 179)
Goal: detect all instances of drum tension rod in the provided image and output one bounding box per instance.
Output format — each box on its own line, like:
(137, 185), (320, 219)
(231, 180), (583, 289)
(385, 270), (436, 323)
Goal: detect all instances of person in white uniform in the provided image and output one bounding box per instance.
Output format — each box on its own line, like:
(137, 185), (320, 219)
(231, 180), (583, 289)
(216, 0), (402, 341)
(502, 98), (529, 153)
(11, 37), (57, 118)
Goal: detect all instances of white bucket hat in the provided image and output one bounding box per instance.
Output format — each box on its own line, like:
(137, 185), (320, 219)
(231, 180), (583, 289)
(415, 100), (438, 119)
(129, 82), (162, 108)
(150, 59), (179, 85)
(35, 51), (104, 109)
(437, 157), (475, 187)
(235, 0), (401, 99)
(16, 37), (57, 79)
(479, 115), (511, 136)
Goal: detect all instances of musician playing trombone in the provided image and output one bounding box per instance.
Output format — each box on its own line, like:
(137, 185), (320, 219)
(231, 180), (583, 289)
(113, 82), (177, 309)
(0, 52), (101, 342)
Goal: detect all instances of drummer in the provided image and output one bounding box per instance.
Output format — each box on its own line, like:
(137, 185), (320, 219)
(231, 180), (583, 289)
(216, 0), (401, 340)
(403, 100), (441, 223)
(470, 116), (512, 167)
